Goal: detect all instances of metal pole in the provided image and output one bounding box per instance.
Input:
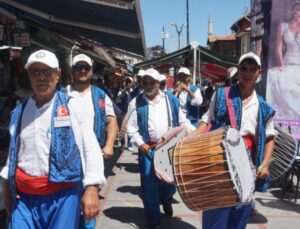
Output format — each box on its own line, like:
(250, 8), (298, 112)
(186, 0), (189, 45)
(178, 30), (181, 50)
(162, 26), (165, 52)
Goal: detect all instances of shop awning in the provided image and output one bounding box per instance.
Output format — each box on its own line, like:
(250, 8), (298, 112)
(135, 44), (238, 82)
(0, 0), (146, 57)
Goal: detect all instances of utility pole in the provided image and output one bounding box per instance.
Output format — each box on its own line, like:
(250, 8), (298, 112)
(186, 0), (189, 45)
(170, 21), (186, 50)
(162, 26), (165, 52)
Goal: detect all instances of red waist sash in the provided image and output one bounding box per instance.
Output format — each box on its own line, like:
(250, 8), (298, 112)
(16, 168), (76, 195)
(243, 134), (255, 152)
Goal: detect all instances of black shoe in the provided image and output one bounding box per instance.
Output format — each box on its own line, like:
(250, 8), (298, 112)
(163, 204), (173, 217)
(145, 223), (160, 229)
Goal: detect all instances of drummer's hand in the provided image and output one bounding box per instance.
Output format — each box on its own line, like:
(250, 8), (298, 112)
(139, 144), (151, 154)
(256, 165), (269, 179)
(180, 83), (189, 91)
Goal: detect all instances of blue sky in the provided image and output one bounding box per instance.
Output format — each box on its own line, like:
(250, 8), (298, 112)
(140, 0), (250, 52)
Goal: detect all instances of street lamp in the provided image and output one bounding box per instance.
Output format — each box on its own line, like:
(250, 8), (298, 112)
(170, 21), (187, 50)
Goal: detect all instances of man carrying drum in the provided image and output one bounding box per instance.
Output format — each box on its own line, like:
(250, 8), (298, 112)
(196, 52), (276, 229)
(126, 68), (195, 229)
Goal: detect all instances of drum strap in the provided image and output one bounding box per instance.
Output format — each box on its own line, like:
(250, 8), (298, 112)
(224, 87), (237, 128)
(164, 93), (172, 128)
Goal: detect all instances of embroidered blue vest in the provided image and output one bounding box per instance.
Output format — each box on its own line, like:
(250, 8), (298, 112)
(186, 84), (200, 127)
(91, 86), (107, 147)
(213, 85), (275, 192)
(136, 93), (180, 143)
(8, 91), (83, 196)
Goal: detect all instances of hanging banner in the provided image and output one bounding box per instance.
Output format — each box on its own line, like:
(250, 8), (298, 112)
(265, 0), (300, 138)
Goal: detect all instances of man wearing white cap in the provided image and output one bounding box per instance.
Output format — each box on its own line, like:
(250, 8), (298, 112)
(127, 68), (195, 229)
(69, 54), (118, 228)
(158, 74), (167, 91)
(69, 54), (118, 160)
(130, 69), (145, 98)
(173, 67), (203, 127)
(0, 50), (106, 228)
(196, 52), (275, 229)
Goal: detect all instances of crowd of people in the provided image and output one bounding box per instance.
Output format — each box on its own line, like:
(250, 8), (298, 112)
(0, 49), (276, 229)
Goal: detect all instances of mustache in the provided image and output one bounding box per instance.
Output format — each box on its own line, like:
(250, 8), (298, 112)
(36, 81), (49, 86)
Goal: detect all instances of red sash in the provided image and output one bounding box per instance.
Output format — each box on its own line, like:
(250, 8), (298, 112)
(16, 168), (76, 195)
(243, 134), (255, 152)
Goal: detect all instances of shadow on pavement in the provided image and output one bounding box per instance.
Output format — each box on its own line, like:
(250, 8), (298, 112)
(159, 216), (198, 229)
(117, 185), (142, 198)
(104, 147), (123, 178)
(255, 196), (300, 214)
(270, 188), (300, 203)
(116, 162), (140, 173)
(103, 206), (197, 229)
(248, 211), (268, 224)
(103, 206), (146, 228)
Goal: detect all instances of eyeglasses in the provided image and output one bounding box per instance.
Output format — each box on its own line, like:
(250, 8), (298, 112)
(74, 64), (92, 72)
(143, 80), (156, 86)
(28, 68), (55, 77)
(239, 66), (260, 73)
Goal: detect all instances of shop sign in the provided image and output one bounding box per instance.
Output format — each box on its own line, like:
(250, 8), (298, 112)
(13, 32), (30, 47)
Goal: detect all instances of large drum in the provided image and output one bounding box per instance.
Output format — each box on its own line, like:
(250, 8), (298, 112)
(269, 124), (298, 181)
(173, 127), (256, 211)
(154, 127), (188, 184)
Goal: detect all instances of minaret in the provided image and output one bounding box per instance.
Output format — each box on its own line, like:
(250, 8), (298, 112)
(208, 12), (213, 37)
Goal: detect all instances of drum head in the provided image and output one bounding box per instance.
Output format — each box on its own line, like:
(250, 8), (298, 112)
(223, 128), (256, 203)
(154, 127), (187, 184)
(269, 124), (298, 181)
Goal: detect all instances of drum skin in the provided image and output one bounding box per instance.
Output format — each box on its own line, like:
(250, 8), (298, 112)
(173, 128), (240, 211)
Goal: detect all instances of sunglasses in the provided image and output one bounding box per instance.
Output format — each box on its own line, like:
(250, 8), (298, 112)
(28, 68), (55, 77)
(74, 64), (92, 72)
(143, 79), (156, 86)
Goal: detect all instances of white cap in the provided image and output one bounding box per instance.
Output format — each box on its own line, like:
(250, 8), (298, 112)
(227, 67), (238, 78)
(137, 69), (146, 77)
(178, 67), (191, 76)
(238, 52), (261, 67)
(125, 76), (134, 82)
(144, 68), (160, 81)
(25, 49), (59, 69)
(72, 54), (92, 66)
(159, 74), (167, 82)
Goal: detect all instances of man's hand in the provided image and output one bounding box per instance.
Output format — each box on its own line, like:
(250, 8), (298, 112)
(81, 186), (100, 221)
(102, 145), (114, 160)
(139, 144), (150, 154)
(256, 164), (269, 179)
(179, 83), (189, 91)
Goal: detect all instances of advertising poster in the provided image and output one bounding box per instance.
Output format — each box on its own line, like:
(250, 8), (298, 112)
(265, 0), (300, 138)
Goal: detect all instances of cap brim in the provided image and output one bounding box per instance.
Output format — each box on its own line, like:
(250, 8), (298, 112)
(25, 60), (57, 69)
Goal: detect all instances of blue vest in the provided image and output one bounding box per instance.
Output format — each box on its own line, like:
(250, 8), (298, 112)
(185, 84), (200, 126)
(130, 86), (141, 99)
(91, 86), (107, 147)
(8, 91), (83, 196)
(213, 85), (275, 192)
(136, 93), (180, 143)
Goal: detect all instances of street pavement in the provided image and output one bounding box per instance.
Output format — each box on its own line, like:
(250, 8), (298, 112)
(96, 147), (300, 229)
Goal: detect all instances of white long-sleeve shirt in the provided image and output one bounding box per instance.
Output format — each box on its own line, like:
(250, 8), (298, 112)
(178, 84), (203, 115)
(0, 93), (106, 188)
(201, 90), (275, 137)
(127, 91), (196, 147)
(66, 85), (115, 130)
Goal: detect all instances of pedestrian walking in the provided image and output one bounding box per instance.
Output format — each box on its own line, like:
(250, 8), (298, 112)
(0, 50), (106, 229)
